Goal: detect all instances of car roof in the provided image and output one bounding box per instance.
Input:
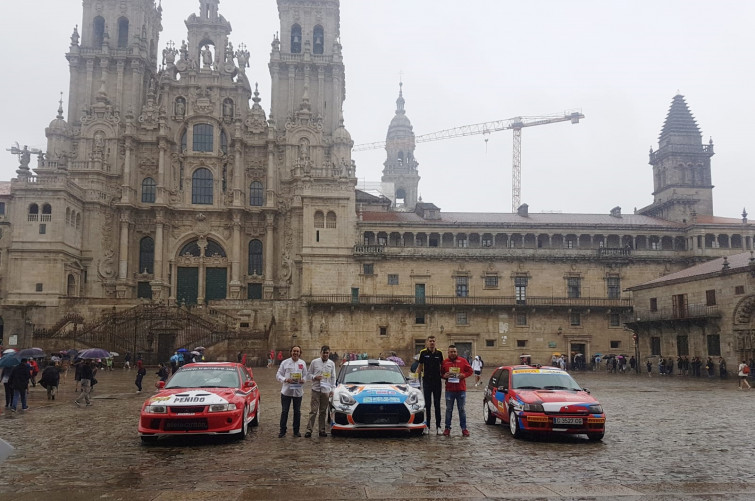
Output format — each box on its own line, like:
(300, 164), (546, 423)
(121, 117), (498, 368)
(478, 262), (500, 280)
(341, 359), (400, 368)
(181, 362), (242, 368)
(496, 365), (567, 372)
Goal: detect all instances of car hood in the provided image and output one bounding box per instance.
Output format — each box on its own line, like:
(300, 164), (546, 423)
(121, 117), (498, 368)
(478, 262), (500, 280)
(146, 388), (236, 406)
(515, 389), (598, 411)
(337, 384), (413, 404)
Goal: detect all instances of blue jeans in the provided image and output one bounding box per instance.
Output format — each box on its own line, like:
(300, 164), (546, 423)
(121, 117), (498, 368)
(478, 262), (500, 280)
(11, 388), (28, 410)
(280, 394), (302, 434)
(444, 391), (467, 430)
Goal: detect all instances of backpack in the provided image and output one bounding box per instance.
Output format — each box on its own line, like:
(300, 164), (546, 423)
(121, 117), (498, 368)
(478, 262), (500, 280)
(744, 365), (751, 375)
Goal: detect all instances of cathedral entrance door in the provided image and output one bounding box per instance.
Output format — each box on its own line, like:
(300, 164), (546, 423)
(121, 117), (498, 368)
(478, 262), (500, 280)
(205, 267), (228, 302)
(177, 267), (199, 305)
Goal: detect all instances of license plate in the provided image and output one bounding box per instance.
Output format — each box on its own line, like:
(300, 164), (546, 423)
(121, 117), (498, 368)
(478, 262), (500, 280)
(553, 417), (583, 425)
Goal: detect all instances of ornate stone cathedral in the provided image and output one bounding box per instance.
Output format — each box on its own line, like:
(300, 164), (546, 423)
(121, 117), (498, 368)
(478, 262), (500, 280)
(0, 0), (753, 365)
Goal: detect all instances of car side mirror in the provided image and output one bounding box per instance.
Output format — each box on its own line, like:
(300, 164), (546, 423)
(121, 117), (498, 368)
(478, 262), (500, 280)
(156, 381), (166, 389)
(582, 387), (591, 394)
(243, 381), (254, 390)
(496, 386), (508, 393)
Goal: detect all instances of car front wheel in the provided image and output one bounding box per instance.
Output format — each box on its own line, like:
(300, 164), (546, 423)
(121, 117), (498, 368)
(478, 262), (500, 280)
(587, 432), (604, 442)
(238, 404), (249, 439)
(140, 435), (158, 444)
(508, 410), (524, 439)
(483, 401), (497, 425)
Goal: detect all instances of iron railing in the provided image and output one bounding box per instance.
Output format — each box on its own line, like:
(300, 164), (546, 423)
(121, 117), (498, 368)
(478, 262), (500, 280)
(303, 294), (631, 309)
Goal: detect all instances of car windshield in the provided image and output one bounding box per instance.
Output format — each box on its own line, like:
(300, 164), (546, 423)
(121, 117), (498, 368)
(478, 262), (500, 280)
(512, 372), (582, 391)
(341, 365), (406, 385)
(165, 367), (240, 389)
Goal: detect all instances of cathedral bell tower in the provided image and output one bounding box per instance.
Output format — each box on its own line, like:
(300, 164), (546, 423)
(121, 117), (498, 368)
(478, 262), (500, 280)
(184, 0), (232, 71)
(66, 0), (162, 123)
(641, 94), (715, 222)
(381, 83), (420, 211)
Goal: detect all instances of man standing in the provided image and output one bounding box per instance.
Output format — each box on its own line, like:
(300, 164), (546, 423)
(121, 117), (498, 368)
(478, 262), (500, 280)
(74, 360), (94, 407)
(8, 358), (32, 412)
(471, 355), (483, 386)
(276, 345), (308, 438)
(441, 345), (474, 436)
(305, 345), (336, 438)
(417, 335), (444, 435)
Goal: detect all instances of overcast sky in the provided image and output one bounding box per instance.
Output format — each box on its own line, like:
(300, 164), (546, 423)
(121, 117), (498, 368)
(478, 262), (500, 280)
(2, 0), (753, 217)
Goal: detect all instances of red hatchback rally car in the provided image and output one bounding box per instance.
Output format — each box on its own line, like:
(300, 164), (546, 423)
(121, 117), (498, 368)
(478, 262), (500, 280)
(138, 362), (260, 443)
(482, 365), (606, 441)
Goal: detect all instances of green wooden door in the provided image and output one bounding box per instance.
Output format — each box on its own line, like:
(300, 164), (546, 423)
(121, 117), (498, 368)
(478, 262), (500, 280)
(205, 267), (228, 303)
(177, 267), (199, 305)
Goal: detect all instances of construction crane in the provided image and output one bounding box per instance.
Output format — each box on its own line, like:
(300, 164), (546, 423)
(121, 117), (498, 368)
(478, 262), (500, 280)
(353, 111), (584, 212)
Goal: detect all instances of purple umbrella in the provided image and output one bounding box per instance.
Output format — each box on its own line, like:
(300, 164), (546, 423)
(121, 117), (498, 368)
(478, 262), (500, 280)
(77, 348), (112, 359)
(17, 348), (45, 359)
(386, 355), (405, 366)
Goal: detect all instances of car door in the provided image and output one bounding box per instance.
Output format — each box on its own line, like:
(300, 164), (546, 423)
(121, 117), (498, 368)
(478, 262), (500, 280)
(494, 369), (511, 418)
(486, 368), (504, 417)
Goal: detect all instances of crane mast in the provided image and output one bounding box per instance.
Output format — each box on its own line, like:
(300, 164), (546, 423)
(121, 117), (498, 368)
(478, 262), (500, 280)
(353, 111), (584, 212)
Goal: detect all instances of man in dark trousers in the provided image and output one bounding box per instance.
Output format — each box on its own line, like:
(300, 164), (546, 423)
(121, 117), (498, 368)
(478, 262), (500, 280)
(417, 335), (444, 435)
(9, 359), (32, 412)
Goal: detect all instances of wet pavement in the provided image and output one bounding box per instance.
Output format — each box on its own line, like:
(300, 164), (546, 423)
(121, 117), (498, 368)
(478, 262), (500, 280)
(1, 365), (754, 500)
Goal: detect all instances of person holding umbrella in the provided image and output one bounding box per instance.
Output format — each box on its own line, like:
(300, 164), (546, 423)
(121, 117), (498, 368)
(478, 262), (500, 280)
(1, 350), (20, 409)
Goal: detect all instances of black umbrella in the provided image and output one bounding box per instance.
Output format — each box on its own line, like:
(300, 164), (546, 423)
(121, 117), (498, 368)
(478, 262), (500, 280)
(17, 347), (45, 359)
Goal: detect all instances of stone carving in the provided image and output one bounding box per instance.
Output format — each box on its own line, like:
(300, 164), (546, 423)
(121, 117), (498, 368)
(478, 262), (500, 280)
(174, 97), (186, 118)
(201, 45), (213, 68)
(223, 98), (234, 120)
(193, 87), (214, 115)
(162, 42), (178, 66)
(97, 249), (117, 280)
(235, 45), (250, 74)
(70, 25), (80, 46)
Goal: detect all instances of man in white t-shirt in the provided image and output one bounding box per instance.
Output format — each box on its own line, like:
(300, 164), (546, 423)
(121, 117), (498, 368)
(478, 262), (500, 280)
(305, 345), (337, 438)
(276, 345), (308, 437)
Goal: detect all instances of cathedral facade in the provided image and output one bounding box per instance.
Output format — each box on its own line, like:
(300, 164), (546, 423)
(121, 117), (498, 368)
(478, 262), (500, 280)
(0, 0), (753, 365)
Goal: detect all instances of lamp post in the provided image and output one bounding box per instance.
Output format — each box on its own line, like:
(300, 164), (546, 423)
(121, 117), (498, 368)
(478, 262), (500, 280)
(633, 321), (641, 374)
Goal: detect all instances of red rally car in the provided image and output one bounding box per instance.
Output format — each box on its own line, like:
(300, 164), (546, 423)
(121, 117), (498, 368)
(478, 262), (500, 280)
(138, 362), (260, 443)
(482, 365), (606, 441)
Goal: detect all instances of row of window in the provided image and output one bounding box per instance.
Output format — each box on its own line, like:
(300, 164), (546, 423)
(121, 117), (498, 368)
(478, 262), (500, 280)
(400, 309), (622, 328)
(649, 334), (721, 357)
(138, 237), (264, 276)
(141, 174), (264, 207)
(648, 285), (746, 313)
(65, 208), (82, 229)
(93, 16), (130, 49)
(314, 211), (337, 229)
(364, 266), (621, 299)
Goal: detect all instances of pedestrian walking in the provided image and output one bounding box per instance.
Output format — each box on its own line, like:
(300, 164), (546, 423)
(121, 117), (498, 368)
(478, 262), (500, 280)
(738, 361), (751, 390)
(441, 345), (474, 436)
(40, 362), (60, 400)
(2, 365), (13, 409)
(719, 357), (727, 378)
(9, 359), (32, 412)
(471, 355), (483, 386)
(305, 345), (336, 438)
(28, 359), (39, 387)
(74, 360), (94, 407)
(417, 335), (444, 435)
(156, 363), (170, 383)
(267, 350), (274, 368)
(276, 345), (308, 438)
(135, 360), (146, 392)
(646, 360), (652, 377)
(124, 352), (131, 370)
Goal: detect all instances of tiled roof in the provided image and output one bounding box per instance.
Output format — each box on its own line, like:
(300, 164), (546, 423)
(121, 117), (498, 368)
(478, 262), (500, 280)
(630, 251), (755, 289)
(360, 211), (686, 228)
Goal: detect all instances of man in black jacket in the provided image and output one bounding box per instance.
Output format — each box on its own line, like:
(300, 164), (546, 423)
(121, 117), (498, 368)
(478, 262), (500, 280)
(74, 360), (94, 407)
(9, 359), (32, 412)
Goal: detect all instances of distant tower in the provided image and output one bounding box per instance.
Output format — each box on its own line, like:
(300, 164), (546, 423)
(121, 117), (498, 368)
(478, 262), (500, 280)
(381, 83), (420, 211)
(65, 0), (162, 122)
(640, 94), (714, 222)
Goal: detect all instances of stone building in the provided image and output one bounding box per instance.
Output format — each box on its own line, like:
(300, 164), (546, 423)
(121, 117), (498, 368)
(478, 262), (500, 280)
(626, 251), (755, 366)
(0, 0), (753, 365)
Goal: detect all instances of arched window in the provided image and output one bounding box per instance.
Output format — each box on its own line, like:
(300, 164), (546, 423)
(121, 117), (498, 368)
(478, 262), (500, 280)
(117, 17), (129, 48)
(193, 123), (214, 152)
(205, 240), (226, 257)
(142, 177), (156, 203)
(326, 211), (337, 228)
(67, 274), (77, 297)
(139, 237), (154, 274)
(250, 181), (264, 206)
(180, 240), (201, 257)
(314, 210), (324, 228)
(313, 25), (324, 55)
(291, 24), (302, 54)
(29, 204), (38, 215)
(42, 204), (52, 215)
(93, 16), (105, 47)
(192, 168), (214, 204)
(248, 239), (263, 276)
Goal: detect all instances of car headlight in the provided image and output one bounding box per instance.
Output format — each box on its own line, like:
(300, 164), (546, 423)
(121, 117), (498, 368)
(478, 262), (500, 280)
(339, 393), (357, 406)
(587, 404), (603, 414)
(144, 404), (167, 414)
(522, 403), (544, 412)
(208, 403), (238, 412)
(406, 392), (419, 405)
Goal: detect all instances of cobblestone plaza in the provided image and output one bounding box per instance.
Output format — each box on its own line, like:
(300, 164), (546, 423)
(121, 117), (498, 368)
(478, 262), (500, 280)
(2, 366), (754, 500)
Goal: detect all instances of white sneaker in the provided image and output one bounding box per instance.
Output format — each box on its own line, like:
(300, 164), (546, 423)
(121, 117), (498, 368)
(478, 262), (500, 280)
(436, 428), (443, 435)
(423, 427), (429, 435)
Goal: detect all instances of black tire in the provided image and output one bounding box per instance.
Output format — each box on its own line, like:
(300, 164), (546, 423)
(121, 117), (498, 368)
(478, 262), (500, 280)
(250, 405), (259, 427)
(508, 410), (524, 439)
(483, 400), (497, 425)
(140, 435), (158, 444)
(238, 405), (249, 440)
(410, 428), (424, 437)
(587, 432), (604, 442)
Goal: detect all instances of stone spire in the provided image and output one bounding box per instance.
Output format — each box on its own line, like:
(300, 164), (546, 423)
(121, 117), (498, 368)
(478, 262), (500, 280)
(658, 94), (701, 146)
